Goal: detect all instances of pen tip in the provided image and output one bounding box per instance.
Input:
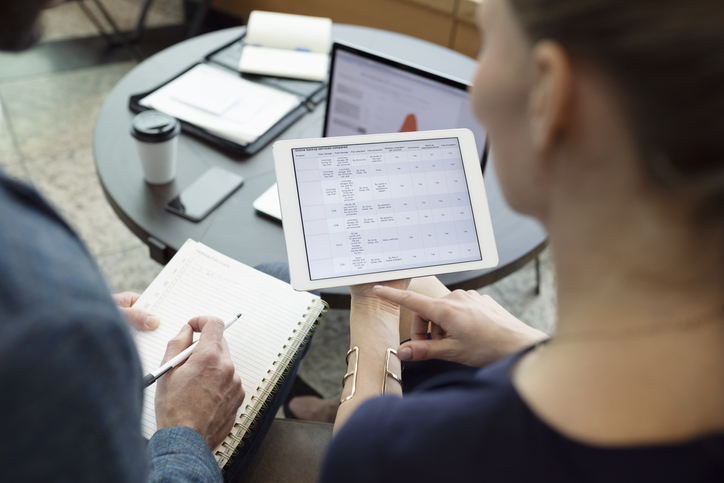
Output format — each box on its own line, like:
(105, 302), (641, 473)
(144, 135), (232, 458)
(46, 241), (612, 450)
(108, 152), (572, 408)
(237, 313), (242, 318)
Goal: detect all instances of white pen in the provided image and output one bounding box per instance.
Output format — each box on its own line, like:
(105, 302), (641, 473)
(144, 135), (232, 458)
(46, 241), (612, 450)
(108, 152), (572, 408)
(143, 313), (242, 387)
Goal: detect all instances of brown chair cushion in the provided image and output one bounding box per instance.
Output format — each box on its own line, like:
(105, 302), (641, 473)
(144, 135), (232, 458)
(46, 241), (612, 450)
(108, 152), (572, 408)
(241, 418), (334, 483)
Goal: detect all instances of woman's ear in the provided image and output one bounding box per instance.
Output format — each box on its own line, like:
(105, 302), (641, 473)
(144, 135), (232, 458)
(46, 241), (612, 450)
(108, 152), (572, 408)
(528, 40), (573, 154)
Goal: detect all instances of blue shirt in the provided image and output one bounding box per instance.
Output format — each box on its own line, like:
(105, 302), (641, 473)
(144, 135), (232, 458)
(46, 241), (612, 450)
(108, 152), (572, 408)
(0, 173), (221, 482)
(322, 347), (724, 482)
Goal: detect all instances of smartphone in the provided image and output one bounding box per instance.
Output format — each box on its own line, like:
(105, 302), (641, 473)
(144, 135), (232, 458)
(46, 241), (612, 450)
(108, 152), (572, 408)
(165, 167), (244, 222)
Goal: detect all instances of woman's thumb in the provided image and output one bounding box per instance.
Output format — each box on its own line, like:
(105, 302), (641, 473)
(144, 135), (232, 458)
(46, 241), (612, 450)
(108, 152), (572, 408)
(397, 339), (451, 362)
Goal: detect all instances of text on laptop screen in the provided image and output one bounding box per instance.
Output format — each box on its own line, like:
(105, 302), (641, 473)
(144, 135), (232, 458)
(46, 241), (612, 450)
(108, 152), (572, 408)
(325, 47), (488, 161)
(292, 137), (483, 281)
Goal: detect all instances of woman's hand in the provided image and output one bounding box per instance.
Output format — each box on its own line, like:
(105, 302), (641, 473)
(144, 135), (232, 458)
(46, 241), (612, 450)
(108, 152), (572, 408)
(112, 292), (160, 331)
(373, 286), (548, 367)
(349, 279), (411, 312)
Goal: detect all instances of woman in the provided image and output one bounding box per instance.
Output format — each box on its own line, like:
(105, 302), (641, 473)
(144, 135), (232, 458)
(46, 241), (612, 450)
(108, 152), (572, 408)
(318, 0), (724, 480)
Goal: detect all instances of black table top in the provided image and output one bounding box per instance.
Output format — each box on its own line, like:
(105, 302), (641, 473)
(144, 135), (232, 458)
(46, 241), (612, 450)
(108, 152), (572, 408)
(94, 25), (547, 308)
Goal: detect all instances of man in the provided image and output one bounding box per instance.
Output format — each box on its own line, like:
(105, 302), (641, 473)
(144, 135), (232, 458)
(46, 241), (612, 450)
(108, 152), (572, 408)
(0, 1), (244, 481)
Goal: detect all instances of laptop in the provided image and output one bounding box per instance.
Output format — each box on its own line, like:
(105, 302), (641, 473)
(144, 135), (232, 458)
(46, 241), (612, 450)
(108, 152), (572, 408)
(255, 41), (489, 220)
(324, 42), (488, 165)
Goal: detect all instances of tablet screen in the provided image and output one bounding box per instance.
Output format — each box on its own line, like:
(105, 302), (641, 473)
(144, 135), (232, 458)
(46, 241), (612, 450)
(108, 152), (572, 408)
(292, 136), (482, 281)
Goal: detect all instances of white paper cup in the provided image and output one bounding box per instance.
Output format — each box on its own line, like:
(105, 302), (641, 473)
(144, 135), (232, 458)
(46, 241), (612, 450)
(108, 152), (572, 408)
(131, 110), (181, 185)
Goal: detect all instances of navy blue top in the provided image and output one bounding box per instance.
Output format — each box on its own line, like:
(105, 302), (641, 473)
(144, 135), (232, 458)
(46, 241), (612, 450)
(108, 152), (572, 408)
(321, 347), (724, 482)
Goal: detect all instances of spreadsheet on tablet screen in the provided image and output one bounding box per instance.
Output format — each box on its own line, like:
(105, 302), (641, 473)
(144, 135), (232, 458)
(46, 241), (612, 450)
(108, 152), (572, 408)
(292, 137), (482, 281)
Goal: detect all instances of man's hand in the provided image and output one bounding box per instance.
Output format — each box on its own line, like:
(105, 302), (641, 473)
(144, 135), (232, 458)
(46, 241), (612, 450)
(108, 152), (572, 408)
(112, 292), (160, 330)
(155, 316), (245, 449)
(373, 286), (548, 367)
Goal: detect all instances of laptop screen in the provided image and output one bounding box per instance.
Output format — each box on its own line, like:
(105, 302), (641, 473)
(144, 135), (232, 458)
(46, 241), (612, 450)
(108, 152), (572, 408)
(323, 43), (488, 168)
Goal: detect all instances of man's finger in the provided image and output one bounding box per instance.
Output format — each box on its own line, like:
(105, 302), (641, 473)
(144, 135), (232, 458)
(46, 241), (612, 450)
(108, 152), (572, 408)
(111, 292), (142, 308)
(160, 324), (193, 365)
(218, 333), (232, 361)
(187, 316), (226, 354)
(118, 306), (160, 331)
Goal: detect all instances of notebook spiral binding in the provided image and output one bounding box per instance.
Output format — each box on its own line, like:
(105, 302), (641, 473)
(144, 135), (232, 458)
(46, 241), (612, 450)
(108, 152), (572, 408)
(215, 298), (329, 468)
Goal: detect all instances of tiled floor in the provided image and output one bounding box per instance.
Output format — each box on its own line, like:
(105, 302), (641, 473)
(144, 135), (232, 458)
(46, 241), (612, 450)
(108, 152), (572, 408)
(0, 0), (557, 399)
(39, 0), (183, 43)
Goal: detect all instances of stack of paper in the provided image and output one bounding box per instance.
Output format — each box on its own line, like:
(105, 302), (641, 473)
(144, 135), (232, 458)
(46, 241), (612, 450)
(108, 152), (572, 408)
(239, 11), (332, 82)
(139, 64), (301, 146)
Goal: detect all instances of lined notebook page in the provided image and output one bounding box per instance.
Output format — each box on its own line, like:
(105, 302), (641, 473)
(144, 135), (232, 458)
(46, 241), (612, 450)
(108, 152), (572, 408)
(132, 239), (320, 441)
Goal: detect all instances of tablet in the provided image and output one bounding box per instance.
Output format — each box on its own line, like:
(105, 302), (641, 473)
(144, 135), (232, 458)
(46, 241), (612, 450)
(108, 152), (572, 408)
(273, 129), (499, 291)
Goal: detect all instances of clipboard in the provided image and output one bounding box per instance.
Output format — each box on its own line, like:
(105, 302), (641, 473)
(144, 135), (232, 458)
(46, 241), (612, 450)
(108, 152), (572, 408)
(128, 34), (328, 157)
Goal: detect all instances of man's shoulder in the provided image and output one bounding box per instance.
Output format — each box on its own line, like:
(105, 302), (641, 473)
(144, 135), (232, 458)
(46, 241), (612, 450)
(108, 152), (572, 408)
(0, 174), (116, 309)
(0, 174), (77, 241)
(0, 172), (133, 371)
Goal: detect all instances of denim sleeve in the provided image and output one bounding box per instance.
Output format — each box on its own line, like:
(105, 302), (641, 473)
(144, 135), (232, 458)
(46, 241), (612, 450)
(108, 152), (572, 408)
(2, 312), (150, 483)
(148, 427), (223, 483)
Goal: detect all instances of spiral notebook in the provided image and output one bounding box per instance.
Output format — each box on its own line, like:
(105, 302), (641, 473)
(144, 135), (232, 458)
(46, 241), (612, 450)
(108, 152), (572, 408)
(131, 239), (327, 469)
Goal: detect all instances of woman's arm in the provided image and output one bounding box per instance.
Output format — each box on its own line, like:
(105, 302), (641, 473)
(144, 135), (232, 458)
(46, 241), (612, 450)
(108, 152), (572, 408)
(334, 279), (409, 434)
(334, 276), (547, 433)
(379, 285), (549, 368)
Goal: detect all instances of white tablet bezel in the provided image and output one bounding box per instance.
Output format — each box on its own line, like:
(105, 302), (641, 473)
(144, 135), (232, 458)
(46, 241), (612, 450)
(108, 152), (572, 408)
(273, 128), (499, 291)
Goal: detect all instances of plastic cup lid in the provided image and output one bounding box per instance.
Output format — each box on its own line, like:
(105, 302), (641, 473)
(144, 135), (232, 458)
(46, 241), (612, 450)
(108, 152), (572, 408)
(131, 110), (181, 143)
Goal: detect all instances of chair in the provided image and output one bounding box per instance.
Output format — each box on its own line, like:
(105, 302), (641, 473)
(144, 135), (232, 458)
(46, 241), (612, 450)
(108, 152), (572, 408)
(74, 0), (215, 61)
(73, 0), (147, 60)
(240, 419), (334, 483)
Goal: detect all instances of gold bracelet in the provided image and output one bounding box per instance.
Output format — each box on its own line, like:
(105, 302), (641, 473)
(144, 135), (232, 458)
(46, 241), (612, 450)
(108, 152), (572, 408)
(382, 348), (403, 394)
(340, 346), (359, 404)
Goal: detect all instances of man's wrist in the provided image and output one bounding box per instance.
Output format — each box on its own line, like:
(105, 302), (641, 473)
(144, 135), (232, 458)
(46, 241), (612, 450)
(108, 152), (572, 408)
(148, 427), (222, 481)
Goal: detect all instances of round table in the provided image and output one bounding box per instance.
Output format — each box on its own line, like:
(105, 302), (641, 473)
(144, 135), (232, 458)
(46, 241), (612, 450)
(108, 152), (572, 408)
(94, 25), (547, 308)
